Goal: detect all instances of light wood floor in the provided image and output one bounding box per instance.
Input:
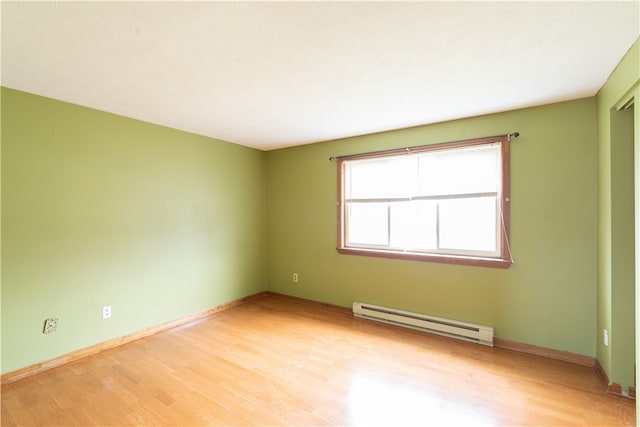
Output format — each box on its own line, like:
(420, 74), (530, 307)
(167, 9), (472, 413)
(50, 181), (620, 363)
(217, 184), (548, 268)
(1, 294), (635, 426)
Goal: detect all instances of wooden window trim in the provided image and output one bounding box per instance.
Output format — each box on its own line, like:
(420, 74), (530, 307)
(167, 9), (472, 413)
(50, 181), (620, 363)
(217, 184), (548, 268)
(336, 135), (513, 269)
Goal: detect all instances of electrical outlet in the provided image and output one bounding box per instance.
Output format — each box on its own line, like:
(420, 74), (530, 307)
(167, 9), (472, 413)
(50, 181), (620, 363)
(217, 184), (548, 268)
(102, 306), (112, 319)
(43, 318), (58, 334)
(604, 328), (609, 346)
(292, 273), (299, 283)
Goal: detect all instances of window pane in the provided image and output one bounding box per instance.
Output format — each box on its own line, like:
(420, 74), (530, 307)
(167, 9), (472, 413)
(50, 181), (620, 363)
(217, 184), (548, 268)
(414, 200), (439, 250)
(390, 201), (437, 250)
(347, 203), (388, 246)
(418, 144), (500, 196)
(439, 197), (497, 253)
(389, 202), (415, 248)
(347, 156), (417, 199)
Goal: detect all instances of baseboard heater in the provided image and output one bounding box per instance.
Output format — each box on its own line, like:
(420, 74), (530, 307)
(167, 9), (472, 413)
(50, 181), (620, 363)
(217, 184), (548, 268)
(353, 302), (494, 347)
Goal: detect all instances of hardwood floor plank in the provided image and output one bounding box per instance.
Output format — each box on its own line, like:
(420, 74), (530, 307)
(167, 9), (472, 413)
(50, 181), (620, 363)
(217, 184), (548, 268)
(1, 295), (635, 426)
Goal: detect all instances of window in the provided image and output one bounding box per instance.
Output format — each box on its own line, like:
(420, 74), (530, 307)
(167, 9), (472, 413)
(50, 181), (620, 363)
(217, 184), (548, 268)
(336, 135), (513, 268)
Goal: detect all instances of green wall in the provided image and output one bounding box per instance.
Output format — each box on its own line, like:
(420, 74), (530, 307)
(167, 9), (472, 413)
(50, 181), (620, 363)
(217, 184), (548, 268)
(1, 88), (267, 374)
(596, 38), (640, 393)
(266, 98), (598, 357)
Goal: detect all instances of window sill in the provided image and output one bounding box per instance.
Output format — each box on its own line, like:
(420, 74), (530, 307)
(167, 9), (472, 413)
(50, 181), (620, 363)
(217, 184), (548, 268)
(337, 247), (513, 269)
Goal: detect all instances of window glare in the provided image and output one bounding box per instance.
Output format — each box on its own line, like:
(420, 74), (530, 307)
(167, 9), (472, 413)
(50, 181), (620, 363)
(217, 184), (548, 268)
(347, 157), (417, 199)
(419, 145), (499, 196)
(389, 201), (437, 250)
(348, 203), (388, 246)
(439, 197), (497, 252)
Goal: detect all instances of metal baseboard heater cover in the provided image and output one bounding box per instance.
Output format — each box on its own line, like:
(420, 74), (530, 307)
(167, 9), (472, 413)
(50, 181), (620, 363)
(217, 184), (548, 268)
(353, 302), (494, 347)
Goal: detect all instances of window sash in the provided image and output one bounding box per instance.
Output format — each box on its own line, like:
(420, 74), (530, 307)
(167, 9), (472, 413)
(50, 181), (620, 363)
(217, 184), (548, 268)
(345, 195), (500, 257)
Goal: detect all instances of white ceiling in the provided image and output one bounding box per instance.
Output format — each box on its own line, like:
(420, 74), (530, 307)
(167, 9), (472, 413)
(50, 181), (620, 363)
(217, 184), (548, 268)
(2, 1), (639, 151)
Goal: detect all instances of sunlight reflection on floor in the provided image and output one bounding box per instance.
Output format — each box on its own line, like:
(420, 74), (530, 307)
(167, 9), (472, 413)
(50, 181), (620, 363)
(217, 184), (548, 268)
(347, 369), (496, 426)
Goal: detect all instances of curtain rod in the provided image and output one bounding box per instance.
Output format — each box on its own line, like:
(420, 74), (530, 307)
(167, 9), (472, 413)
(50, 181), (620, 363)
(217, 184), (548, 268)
(328, 132), (520, 161)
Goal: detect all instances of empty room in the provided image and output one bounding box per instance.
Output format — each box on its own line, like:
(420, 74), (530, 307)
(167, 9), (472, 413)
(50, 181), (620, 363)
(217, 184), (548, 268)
(2, 1), (640, 426)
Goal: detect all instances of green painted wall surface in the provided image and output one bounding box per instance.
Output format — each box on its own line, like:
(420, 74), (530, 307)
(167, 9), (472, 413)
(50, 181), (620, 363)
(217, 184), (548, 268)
(596, 37), (639, 389)
(266, 98), (597, 356)
(1, 88), (267, 374)
(610, 106), (635, 390)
